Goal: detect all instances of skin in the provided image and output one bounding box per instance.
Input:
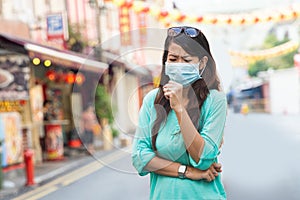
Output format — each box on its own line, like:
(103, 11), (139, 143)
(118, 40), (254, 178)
(144, 42), (221, 181)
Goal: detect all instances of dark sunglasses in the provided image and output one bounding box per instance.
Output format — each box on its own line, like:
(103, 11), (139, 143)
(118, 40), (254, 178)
(167, 26), (200, 38)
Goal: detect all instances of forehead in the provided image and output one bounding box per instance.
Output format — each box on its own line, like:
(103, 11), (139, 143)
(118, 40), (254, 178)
(168, 42), (190, 56)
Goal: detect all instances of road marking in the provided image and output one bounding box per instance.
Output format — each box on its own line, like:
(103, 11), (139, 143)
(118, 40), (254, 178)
(13, 149), (129, 200)
(24, 186), (58, 200)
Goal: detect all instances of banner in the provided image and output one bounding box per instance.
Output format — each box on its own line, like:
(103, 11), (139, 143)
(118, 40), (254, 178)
(0, 112), (23, 167)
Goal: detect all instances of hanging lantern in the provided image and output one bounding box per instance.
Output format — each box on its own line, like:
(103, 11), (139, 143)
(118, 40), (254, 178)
(19, 100), (27, 106)
(177, 14), (186, 22)
(75, 72), (85, 85)
(226, 17), (232, 24)
(240, 18), (246, 24)
(211, 18), (218, 24)
(65, 72), (76, 84)
(125, 1), (133, 8)
(159, 11), (169, 18)
(196, 16), (203, 23)
(46, 70), (56, 81)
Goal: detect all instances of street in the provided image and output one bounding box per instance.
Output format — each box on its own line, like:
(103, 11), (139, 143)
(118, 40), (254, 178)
(221, 111), (300, 200)
(12, 112), (300, 200)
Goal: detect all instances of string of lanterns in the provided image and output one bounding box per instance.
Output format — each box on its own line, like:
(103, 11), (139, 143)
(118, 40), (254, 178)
(229, 40), (299, 67)
(45, 70), (85, 85)
(111, 0), (300, 26)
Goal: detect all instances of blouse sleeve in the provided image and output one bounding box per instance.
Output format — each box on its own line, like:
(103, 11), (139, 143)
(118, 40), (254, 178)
(188, 91), (227, 170)
(131, 90), (157, 176)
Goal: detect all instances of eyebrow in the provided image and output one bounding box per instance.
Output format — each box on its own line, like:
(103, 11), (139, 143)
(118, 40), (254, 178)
(168, 54), (192, 59)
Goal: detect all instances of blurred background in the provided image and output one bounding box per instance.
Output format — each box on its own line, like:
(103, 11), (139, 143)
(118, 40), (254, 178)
(0, 0), (299, 199)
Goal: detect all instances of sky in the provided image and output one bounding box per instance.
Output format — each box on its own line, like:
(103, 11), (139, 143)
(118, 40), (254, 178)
(168, 0), (300, 14)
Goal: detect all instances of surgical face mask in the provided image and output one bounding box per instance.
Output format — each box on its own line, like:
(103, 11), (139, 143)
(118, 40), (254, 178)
(165, 62), (206, 86)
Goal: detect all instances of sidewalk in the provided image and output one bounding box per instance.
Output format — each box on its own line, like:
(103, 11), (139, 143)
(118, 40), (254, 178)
(0, 147), (117, 200)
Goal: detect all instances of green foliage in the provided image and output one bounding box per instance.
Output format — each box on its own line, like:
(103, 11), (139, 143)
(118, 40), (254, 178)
(66, 24), (87, 53)
(248, 33), (297, 77)
(95, 85), (114, 124)
(111, 128), (119, 138)
(248, 60), (269, 77)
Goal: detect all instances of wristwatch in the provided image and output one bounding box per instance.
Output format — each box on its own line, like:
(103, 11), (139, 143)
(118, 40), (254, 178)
(178, 165), (187, 179)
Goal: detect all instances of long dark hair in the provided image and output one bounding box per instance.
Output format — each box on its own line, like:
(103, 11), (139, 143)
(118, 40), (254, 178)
(151, 29), (221, 151)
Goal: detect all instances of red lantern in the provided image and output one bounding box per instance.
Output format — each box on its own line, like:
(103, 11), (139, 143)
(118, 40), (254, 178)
(160, 11), (169, 18)
(227, 18), (232, 24)
(125, 1), (133, 8)
(267, 16), (273, 21)
(177, 14), (186, 22)
(65, 72), (75, 84)
(211, 18), (218, 24)
(240, 18), (246, 24)
(292, 11), (298, 18)
(196, 16), (203, 23)
(280, 13), (285, 20)
(19, 100), (27, 106)
(46, 70), (56, 81)
(142, 7), (149, 13)
(254, 17), (260, 23)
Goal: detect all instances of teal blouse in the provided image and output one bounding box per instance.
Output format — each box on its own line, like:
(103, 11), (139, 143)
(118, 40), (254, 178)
(132, 88), (227, 200)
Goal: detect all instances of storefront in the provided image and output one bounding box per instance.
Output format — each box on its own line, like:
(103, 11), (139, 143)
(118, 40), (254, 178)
(0, 33), (108, 165)
(0, 47), (30, 167)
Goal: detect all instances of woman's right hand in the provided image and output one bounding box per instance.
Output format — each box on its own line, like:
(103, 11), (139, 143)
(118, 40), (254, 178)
(185, 163), (222, 182)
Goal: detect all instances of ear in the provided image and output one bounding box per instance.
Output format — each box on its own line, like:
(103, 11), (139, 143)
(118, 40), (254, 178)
(199, 56), (208, 69)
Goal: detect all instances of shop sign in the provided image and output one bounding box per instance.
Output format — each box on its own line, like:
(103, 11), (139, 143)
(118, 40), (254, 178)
(0, 100), (24, 112)
(47, 12), (69, 49)
(47, 13), (68, 40)
(0, 60), (30, 100)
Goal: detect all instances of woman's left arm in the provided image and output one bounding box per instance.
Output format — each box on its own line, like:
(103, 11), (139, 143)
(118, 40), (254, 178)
(176, 93), (227, 170)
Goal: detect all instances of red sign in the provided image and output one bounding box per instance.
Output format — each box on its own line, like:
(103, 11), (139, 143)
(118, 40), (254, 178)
(45, 124), (64, 160)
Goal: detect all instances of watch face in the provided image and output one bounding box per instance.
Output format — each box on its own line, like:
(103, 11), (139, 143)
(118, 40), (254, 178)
(178, 165), (187, 178)
(179, 165), (186, 173)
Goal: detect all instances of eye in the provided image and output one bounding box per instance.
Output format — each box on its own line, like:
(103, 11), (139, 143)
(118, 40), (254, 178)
(168, 58), (177, 62)
(184, 59), (192, 63)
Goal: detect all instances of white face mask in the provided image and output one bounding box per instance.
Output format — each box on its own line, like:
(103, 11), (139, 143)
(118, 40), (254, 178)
(165, 62), (206, 86)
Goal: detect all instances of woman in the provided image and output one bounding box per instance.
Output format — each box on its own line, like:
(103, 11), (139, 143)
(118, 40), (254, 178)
(132, 26), (227, 199)
(81, 104), (98, 154)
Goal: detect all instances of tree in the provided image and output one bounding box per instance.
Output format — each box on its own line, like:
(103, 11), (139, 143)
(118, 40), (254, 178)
(248, 60), (269, 77)
(248, 33), (297, 77)
(94, 85), (113, 124)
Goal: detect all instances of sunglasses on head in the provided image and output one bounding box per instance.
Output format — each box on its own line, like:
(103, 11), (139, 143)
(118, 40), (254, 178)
(168, 26), (201, 38)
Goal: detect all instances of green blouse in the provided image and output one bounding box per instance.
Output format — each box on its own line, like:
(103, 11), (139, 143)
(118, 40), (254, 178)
(132, 88), (227, 200)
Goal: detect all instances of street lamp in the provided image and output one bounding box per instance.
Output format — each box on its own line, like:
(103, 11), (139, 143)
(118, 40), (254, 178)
(88, 0), (106, 61)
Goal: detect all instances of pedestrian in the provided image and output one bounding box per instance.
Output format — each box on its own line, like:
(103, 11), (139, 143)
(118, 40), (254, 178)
(43, 100), (55, 121)
(132, 26), (227, 199)
(81, 104), (98, 154)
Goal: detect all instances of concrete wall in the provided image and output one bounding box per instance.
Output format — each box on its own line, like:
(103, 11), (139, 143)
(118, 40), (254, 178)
(112, 67), (140, 135)
(269, 68), (300, 114)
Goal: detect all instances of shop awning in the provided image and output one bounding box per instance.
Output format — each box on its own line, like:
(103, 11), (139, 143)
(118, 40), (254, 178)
(25, 44), (108, 73)
(0, 33), (108, 73)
